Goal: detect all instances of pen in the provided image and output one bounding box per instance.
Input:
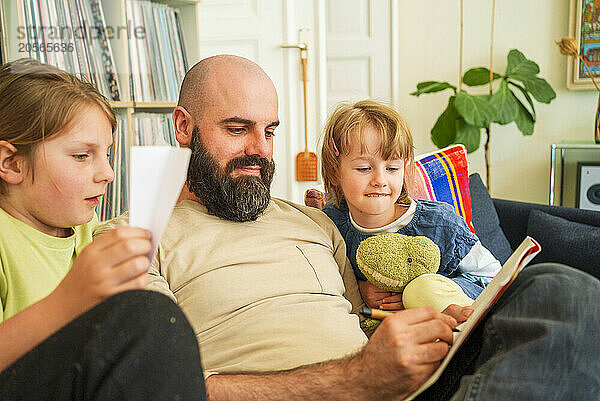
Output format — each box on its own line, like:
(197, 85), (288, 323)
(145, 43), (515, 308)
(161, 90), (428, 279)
(359, 306), (394, 320)
(359, 307), (461, 332)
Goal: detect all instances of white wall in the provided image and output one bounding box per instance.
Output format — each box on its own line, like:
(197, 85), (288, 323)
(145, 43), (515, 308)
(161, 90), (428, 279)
(396, 0), (598, 203)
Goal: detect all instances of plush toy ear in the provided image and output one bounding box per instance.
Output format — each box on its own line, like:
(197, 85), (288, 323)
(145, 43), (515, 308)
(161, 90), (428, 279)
(0, 141), (25, 185)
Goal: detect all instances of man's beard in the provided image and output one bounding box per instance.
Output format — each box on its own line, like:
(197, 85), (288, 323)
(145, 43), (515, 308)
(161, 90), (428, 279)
(186, 127), (275, 222)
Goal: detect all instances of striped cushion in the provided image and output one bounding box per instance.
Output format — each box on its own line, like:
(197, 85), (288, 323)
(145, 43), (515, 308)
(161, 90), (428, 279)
(409, 144), (474, 232)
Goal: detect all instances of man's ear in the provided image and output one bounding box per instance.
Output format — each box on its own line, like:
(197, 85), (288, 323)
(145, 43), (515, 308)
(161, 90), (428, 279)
(0, 141), (25, 185)
(172, 106), (194, 147)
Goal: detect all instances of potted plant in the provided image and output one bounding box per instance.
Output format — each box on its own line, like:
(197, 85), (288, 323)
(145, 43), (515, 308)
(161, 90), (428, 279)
(410, 49), (556, 190)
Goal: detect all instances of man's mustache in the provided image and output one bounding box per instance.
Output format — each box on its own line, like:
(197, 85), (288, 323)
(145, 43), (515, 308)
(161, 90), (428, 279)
(224, 155), (272, 176)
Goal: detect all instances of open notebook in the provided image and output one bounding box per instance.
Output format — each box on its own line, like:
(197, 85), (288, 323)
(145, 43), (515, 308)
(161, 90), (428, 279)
(405, 236), (541, 400)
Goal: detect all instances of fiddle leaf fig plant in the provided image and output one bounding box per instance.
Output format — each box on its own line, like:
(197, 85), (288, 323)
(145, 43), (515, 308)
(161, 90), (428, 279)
(411, 49), (556, 154)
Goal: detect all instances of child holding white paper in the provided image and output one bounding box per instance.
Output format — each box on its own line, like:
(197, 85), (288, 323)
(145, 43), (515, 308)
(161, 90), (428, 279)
(0, 59), (205, 399)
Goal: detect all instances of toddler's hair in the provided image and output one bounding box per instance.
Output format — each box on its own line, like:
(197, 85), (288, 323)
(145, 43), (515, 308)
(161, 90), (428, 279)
(0, 58), (116, 194)
(321, 99), (415, 206)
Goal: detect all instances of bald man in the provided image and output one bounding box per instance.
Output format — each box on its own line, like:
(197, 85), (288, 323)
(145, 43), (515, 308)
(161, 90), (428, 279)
(100, 55), (600, 401)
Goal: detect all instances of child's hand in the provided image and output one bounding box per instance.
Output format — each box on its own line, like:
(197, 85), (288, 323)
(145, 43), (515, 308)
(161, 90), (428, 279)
(52, 226), (152, 316)
(358, 280), (404, 310)
(442, 304), (474, 323)
(304, 189), (325, 209)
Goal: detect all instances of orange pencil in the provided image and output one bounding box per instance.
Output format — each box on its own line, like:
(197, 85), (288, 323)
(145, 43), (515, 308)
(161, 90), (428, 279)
(359, 307), (394, 320)
(359, 307), (460, 332)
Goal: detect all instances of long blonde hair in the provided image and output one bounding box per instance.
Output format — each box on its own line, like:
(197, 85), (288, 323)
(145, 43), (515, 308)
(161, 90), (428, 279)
(0, 58), (116, 194)
(321, 100), (415, 206)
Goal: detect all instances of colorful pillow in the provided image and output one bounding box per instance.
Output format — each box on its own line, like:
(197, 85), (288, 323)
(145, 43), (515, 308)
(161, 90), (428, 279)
(409, 144), (474, 232)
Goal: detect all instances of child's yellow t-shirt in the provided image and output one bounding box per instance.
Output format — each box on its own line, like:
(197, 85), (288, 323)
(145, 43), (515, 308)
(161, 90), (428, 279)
(0, 208), (97, 321)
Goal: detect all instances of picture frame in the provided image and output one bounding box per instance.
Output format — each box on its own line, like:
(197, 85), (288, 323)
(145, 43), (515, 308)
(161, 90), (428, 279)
(568, 0), (600, 90)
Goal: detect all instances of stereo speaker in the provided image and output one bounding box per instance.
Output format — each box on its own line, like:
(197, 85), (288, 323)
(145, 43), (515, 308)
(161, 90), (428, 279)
(576, 162), (600, 212)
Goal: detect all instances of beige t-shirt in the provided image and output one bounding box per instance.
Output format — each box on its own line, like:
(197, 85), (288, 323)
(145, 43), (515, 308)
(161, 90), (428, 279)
(100, 198), (367, 376)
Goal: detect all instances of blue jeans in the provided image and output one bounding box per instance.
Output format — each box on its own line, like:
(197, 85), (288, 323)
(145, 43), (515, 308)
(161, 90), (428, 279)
(418, 263), (600, 401)
(450, 276), (484, 299)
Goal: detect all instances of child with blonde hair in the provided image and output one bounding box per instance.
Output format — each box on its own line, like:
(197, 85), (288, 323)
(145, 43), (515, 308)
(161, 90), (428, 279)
(0, 59), (205, 399)
(320, 100), (501, 319)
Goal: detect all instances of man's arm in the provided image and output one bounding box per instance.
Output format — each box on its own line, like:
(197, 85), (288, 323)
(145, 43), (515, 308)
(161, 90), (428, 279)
(206, 307), (457, 401)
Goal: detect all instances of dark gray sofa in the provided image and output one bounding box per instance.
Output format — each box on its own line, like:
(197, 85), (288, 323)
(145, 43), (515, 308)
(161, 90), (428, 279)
(469, 173), (600, 280)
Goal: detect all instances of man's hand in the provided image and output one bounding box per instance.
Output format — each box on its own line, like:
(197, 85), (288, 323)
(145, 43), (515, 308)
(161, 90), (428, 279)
(352, 307), (458, 399)
(205, 307), (458, 401)
(358, 280), (404, 310)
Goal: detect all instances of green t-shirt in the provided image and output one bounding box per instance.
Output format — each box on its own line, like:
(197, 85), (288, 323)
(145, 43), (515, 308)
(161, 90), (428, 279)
(0, 208), (97, 321)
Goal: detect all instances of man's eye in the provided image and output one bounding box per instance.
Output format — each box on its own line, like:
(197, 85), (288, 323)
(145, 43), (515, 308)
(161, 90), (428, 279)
(228, 127), (246, 135)
(266, 130), (275, 138)
(356, 167), (371, 172)
(73, 154), (88, 161)
(387, 167), (400, 172)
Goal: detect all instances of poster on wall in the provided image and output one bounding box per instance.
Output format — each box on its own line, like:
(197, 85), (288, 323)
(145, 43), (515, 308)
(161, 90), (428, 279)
(569, 0), (600, 89)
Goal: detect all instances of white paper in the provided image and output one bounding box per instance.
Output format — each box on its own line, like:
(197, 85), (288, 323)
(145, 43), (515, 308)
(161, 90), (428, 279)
(129, 146), (191, 260)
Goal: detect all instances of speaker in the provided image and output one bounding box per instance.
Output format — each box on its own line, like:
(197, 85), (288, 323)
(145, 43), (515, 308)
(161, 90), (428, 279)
(576, 162), (600, 211)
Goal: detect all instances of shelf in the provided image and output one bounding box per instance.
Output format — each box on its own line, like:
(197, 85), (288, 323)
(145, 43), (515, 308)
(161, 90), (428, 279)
(552, 141), (600, 150)
(110, 101), (135, 109)
(152, 0), (200, 5)
(132, 101), (178, 109)
(549, 142), (600, 207)
(0, 0), (200, 220)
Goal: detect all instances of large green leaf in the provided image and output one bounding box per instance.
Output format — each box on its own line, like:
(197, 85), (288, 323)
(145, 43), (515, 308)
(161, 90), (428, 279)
(410, 81), (456, 97)
(462, 67), (502, 87)
(455, 120), (481, 153)
(514, 96), (535, 136)
(454, 91), (496, 127)
(505, 49), (540, 80)
(431, 96), (459, 148)
(522, 77), (557, 104)
(490, 81), (519, 125)
(508, 81), (536, 121)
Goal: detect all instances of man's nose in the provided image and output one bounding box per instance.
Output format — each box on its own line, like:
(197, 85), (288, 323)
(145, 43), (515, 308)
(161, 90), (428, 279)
(244, 128), (272, 159)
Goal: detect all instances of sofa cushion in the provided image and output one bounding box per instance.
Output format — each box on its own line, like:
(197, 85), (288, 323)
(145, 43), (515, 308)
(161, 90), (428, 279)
(468, 173), (513, 264)
(493, 197), (600, 252)
(526, 210), (600, 279)
(410, 144), (474, 232)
